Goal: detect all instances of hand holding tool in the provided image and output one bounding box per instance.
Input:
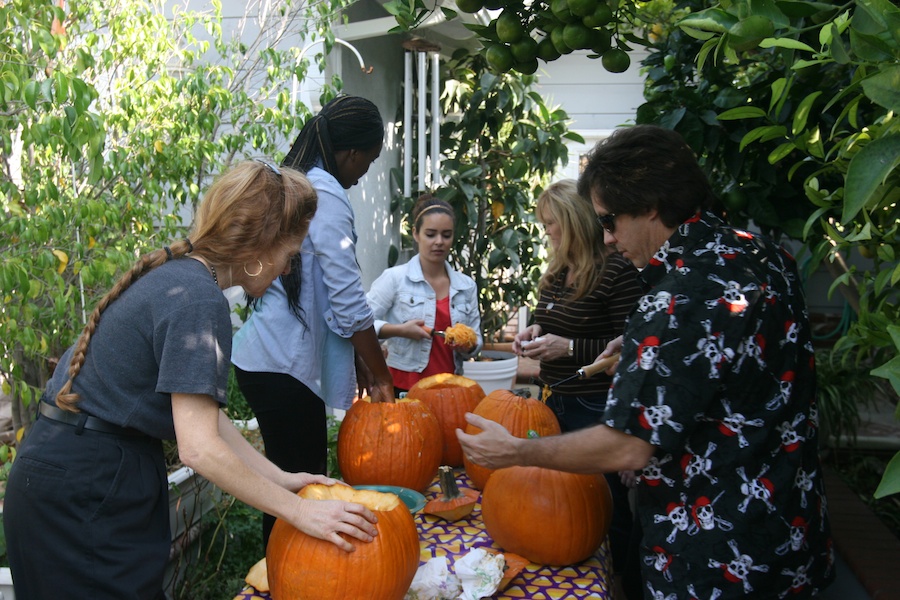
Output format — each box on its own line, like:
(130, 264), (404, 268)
(549, 353), (621, 388)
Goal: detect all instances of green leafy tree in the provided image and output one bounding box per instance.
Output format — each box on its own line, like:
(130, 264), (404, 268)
(393, 48), (582, 340)
(391, 0), (899, 489)
(636, 0), (898, 494)
(0, 0), (351, 437)
(385, 0), (650, 74)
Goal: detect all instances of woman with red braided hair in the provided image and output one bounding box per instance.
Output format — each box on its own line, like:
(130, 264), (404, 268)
(4, 161), (380, 599)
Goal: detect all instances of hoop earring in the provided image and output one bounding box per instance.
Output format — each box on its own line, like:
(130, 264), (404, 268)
(243, 259), (264, 277)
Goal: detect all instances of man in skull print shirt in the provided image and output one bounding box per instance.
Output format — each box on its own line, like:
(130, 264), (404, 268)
(604, 209), (832, 597)
(458, 125), (834, 599)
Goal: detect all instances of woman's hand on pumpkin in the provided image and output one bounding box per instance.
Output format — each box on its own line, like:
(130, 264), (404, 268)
(294, 499), (379, 552)
(367, 379), (395, 403)
(456, 413), (522, 470)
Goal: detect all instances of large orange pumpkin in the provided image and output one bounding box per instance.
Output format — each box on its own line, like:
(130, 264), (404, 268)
(463, 389), (561, 489)
(406, 373), (485, 466)
(267, 484), (420, 600)
(338, 397), (442, 492)
(481, 466), (612, 566)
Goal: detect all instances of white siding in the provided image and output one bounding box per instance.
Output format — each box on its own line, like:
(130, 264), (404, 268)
(534, 49), (648, 133)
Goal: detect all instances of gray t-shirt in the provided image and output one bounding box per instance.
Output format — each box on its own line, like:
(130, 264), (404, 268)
(43, 258), (231, 439)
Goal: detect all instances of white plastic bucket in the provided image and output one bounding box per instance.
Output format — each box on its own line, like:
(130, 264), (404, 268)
(463, 351), (519, 396)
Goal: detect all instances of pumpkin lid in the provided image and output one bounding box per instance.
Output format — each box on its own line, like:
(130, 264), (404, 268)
(299, 483), (402, 511)
(410, 372), (482, 391)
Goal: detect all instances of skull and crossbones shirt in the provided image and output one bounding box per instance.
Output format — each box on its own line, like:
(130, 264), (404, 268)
(604, 211), (835, 598)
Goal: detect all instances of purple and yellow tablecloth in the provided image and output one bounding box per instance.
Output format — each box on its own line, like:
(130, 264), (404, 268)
(233, 471), (611, 599)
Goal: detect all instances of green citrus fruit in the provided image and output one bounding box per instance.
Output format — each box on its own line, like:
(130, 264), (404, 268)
(484, 0), (506, 8)
(536, 37), (562, 62)
(510, 36), (539, 63)
(550, 26), (574, 54)
(601, 48), (630, 73)
(550, 0), (578, 24)
(496, 12), (525, 43)
(722, 189), (748, 213)
(581, 3), (613, 27)
(589, 27), (612, 53)
(563, 23), (593, 50)
(513, 58), (540, 74)
(485, 44), (515, 73)
(455, 0), (484, 13)
(567, 0), (598, 18)
(663, 54), (676, 71)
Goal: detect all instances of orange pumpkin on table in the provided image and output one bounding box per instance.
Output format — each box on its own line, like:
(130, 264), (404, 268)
(407, 373), (485, 466)
(337, 397), (442, 493)
(463, 389), (561, 490)
(481, 466), (613, 566)
(266, 485), (419, 600)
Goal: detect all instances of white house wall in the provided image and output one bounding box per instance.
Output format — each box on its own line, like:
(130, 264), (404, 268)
(533, 49), (648, 182)
(332, 28), (405, 290)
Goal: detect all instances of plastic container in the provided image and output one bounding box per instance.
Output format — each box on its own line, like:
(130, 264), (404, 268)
(462, 351), (519, 396)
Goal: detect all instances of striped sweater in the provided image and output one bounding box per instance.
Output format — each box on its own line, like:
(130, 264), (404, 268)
(533, 252), (642, 395)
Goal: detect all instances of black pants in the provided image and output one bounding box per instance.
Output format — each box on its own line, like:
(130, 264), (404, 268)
(548, 391), (644, 600)
(234, 368), (327, 548)
(4, 416), (168, 600)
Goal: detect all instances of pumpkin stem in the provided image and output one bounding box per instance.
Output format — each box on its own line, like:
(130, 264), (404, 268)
(438, 465), (463, 499)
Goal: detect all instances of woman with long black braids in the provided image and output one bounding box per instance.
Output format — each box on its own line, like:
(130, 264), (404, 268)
(232, 95), (394, 547)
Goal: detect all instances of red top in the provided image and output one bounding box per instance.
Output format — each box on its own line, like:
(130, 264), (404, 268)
(391, 296), (455, 391)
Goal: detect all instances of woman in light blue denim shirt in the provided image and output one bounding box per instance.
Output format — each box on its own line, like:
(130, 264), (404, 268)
(231, 95), (393, 547)
(366, 195), (483, 394)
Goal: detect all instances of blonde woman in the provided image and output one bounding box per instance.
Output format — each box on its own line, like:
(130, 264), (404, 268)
(512, 178), (643, 598)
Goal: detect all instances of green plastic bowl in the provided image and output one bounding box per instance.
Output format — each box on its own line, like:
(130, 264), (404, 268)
(353, 485), (426, 513)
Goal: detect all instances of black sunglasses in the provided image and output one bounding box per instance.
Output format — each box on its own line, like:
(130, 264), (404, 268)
(596, 213), (617, 234)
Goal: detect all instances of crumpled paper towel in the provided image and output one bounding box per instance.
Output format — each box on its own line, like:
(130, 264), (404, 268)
(404, 556), (461, 600)
(455, 548), (505, 600)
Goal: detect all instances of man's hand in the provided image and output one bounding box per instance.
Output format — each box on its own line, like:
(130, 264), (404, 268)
(596, 335), (624, 375)
(456, 413), (523, 471)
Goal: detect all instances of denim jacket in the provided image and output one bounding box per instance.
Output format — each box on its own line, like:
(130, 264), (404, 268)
(366, 255), (482, 374)
(232, 165), (374, 409)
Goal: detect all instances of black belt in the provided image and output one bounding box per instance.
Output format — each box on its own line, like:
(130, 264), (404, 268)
(39, 401), (146, 438)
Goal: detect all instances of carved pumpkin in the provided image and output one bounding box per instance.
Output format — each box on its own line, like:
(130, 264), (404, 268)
(338, 397), (442, 492)
(463, 389), (561, 489)
(267, 485), (419, 600)
(481, 466), (612, 566)
(407, 373), (485, 466)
